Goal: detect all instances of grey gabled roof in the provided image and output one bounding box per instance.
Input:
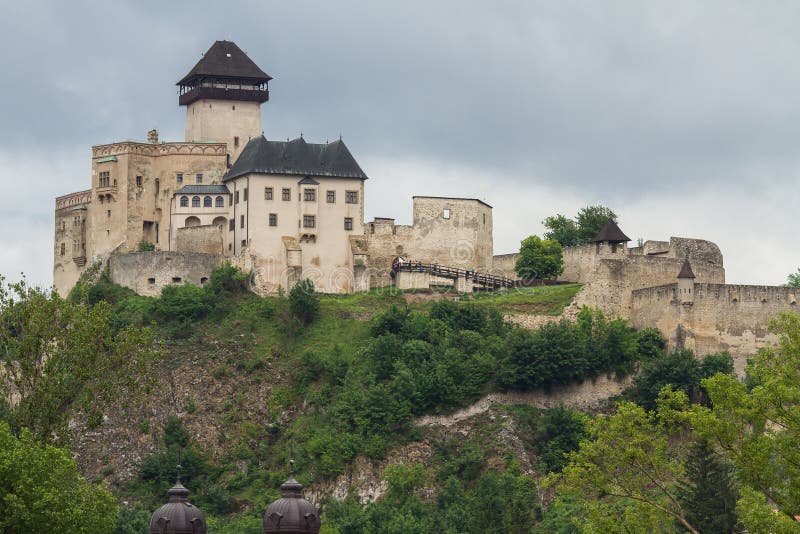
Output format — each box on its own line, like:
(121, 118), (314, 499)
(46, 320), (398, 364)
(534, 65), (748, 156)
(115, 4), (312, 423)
(592, 219), (631, 243)
(298, 176), (320, 185)
(677, 259), (696, 279)
(225, 136), (368, 181)
(175, 185), (231, 196)
(177, 41), (272, 86)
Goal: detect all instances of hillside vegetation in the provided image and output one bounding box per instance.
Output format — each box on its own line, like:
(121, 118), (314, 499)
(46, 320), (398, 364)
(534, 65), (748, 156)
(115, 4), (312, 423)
(10, 265), (791, 533)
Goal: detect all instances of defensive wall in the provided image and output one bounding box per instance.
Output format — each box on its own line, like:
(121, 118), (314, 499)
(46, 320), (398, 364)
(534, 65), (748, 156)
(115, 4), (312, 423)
(359, 197), (494, 289)
(631, 282), (798, 374)
(175, 224), (225, 255)
(108, 251), (222, 297)
(574, 254), (725, 318)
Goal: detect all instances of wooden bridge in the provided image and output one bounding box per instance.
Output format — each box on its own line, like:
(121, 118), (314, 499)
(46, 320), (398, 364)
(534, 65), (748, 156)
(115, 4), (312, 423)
(393, 262), (515, 291)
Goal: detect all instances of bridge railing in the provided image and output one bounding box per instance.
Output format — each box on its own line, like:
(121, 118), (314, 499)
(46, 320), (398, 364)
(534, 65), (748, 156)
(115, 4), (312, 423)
(393, 262), (515, 289)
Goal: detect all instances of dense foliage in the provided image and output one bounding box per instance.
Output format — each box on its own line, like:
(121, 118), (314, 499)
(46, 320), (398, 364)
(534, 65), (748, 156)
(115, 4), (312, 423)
(514, 235), (564, 280)
(542, 205), (618, 247)
(624, 349), (734, 409)
(0, 421), (117, 533)
(0, 276), (155, 443)
(289, 278), (320, 325)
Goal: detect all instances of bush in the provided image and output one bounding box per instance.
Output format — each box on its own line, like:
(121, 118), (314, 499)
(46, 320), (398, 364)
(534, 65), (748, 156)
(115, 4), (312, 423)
(209, 262), (247, 294)
(153, 284), (214, 323)
(624, 350), (735, 409)
(289, 279), (319, 325)
(137, 241), (155, 252)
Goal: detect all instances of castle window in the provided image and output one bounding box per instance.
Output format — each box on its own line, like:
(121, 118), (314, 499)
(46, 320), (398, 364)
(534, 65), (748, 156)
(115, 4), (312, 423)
(229, 219), (234, 231)
(196, 173), (203, 184)
(265, 187), (273, 200)
(60, 243), (65, 256)
(243, 188), (248, 202)
(327, 190), (335, 203)
(240, 215), (245, 228)
(201, 277), (208, 284)
(172, 277), (182, 283)
(282, 188), (291, 201)
(234, 136), (239, 147)
(148, 278), (155, 285)
(204, 196), (212, 207)
(191, 196), (200, 207)
(180, 196), (189, 207)
(176, 173), (183, 184)
(345, 190), (358, 204)
(483, 213), (486, 225)
(443, 209), (451, 219)
(241, 239), (247, 247)
(269, 213), (278, 227)
(344, 217), (353, 231)
(136, 175), (142, 187)
(107, 210), (111, 218)
(304, 188), (316, 202)
(235, 191), (239, 204)
(99, 171), (110, 188)
(215, 196), (224, 207)
(303, 215), (316, 228)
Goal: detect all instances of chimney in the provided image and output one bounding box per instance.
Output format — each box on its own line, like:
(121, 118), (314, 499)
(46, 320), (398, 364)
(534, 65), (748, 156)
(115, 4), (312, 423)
(147, 129), (159, 144)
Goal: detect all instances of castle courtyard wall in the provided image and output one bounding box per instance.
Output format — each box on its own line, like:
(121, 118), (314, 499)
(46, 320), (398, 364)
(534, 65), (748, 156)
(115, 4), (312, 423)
(175, 225), (225, 255)
(108, 251), (222, 297)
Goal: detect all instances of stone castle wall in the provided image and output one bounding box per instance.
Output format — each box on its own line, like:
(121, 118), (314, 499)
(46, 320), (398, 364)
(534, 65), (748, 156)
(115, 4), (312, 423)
(630, 282), (798, 374)
(175, 224), (225, 255)
(108, 251), (222, 297)
(576, 255), (725, 318)
(362, 198), (493, 288)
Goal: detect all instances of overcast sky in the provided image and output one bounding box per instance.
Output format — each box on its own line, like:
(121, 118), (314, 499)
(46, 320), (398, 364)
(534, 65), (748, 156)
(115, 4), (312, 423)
(2, 0), (799, 287)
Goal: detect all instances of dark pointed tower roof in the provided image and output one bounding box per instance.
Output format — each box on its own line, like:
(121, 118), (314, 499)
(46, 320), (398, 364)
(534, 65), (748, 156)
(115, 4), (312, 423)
(677, 259), (696, 279)
(592, 219), (631, 243)
(263, 460), (320, 534)
(149, 466), (206, 534)
(177, 41), (272, 85)
(225, 136), (368, 181)
(177, 41), (271, 106)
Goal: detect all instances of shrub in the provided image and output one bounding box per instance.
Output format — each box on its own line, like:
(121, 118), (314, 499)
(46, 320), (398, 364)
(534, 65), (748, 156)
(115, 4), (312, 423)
(289, 279), (319, 325)
(137, 241), (156, 252)
(153, 284), (213, 322)
(209, 262), (247, 294)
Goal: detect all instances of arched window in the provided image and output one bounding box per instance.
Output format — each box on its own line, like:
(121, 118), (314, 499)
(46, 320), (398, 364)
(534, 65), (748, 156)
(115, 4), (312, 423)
(180, 196), (188, 207)
(192, 196), (200, 208)
(215, 196), (224, 207)
(185, 216), (201, 227)
(204, 196), (212, 207)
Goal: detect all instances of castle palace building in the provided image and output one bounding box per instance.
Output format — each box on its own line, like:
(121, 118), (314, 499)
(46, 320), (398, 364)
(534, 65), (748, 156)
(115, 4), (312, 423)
(54, 40), (496, 296)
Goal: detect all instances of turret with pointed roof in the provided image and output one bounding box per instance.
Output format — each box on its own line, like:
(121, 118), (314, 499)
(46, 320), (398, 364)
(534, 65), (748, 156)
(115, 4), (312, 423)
(677, 259), (696, 279)
(592, 219), (631, 244)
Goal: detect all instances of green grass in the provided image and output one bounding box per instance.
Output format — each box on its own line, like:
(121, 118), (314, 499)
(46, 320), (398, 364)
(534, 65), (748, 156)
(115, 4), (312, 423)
(471, 284), (582, 315)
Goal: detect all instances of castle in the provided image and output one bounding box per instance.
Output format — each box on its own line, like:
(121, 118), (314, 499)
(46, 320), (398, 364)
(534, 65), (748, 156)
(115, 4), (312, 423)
(53, 41), (798, 370)
(53, 41), (494, 297)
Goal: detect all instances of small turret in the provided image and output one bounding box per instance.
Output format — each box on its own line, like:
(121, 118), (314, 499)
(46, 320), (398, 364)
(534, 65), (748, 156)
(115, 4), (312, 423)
(677, 259), (695, 304)
(592, 219), (630, 255)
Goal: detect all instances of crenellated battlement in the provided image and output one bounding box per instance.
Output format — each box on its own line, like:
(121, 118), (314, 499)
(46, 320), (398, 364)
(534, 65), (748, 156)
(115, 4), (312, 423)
(91, 141), (227, 159)
(55, 189), (92, 210)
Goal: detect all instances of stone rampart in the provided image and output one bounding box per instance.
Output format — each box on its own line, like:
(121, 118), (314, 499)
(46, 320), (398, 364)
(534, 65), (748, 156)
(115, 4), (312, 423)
(175, 224), (224, 255)
(108, 251), (222, 296)
(631, 282), (799, 375)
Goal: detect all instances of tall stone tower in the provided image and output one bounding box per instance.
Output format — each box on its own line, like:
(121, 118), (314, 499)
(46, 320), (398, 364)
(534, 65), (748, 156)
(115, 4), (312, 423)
(178, 40), (272, 163)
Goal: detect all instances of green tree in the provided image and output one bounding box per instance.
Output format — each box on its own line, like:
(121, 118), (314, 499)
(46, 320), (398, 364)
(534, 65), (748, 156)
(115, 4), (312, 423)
(552, 400), (700, 533)
(0, 421), (117, 533)
(575, 205), (618, 243)
(542, 205), (618, 247)
(514, 235), (563, 280)
(677, 440), (739, 533)
(786, 268), (800, 288)
(0, 277), (156, 443)
(289, 279), (320, 325)
(542, 214), (581, 247)
(686, 312), (800, 530)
